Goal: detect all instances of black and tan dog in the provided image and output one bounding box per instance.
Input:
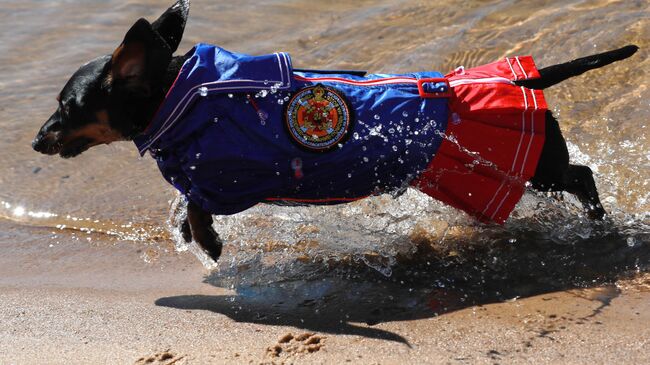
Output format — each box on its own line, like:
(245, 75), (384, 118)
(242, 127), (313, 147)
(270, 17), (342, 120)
(32, 0), (638, 262)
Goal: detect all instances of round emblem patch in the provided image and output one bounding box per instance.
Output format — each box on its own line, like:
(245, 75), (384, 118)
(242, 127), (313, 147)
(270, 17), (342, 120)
(284, 85), (352, 151)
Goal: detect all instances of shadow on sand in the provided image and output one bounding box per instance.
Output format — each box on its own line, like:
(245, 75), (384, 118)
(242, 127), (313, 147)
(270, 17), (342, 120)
(156, 223), (649, 345)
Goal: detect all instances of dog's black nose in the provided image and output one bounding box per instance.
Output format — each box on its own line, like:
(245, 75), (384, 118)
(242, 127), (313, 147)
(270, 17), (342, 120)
(34, 114), (65, 154)
(32, 133), (61, 155)
(32, 137), (46, 153)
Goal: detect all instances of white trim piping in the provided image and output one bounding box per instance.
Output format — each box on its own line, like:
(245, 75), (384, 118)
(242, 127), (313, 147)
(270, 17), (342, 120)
(505, 57), (518, 80)
(515, 56), (528, 80)
(510, 86), (529, 172)
(520, 89), (538, 174)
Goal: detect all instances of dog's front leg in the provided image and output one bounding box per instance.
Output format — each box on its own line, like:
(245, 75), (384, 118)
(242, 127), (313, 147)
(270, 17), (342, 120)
(179, 201), (223, 261)
(169, 195), (223, 261)
(186, 200), (223, 261)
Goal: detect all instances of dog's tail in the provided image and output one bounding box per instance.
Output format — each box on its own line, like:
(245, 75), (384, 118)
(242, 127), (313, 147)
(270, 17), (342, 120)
(514, 45), (639, 90)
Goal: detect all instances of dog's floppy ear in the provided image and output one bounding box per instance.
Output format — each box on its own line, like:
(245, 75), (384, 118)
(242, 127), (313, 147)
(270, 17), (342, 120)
(110, 18), (172, 96)
(152, 0), (190, 54)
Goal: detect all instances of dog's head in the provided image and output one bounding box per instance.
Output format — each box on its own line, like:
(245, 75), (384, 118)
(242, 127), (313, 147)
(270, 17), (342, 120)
(32, 0), (190, 158)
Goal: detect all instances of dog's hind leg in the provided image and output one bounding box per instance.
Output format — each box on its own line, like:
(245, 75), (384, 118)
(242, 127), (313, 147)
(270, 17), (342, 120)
(530, 112), (606, 219)
(518, 46), (637, 218)
(514, 45), (638, 90)
(562, 165), (606, 220)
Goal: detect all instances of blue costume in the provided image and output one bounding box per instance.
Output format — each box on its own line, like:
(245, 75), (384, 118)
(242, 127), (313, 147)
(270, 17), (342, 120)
(134, 44), (449, 215)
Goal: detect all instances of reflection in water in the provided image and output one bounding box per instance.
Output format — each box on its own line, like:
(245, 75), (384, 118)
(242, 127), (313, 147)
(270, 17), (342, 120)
(0, 200), (168, 244)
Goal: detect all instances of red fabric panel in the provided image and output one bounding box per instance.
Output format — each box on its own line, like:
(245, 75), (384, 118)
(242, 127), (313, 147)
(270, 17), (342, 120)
(412, 56), (547, 224)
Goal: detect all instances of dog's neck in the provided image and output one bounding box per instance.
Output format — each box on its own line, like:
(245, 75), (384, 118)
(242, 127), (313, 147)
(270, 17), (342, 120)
(130, 54), (190, 137)
(161, 55), (189, 96)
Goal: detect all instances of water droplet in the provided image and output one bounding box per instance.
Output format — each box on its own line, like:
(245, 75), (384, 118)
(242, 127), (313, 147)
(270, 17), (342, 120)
(213, 117), (219, 123)
(388, 128), (395, 134)
(363, 157), (369, 162)
(256, 90), (269, 98)
(195, 153), (201, 159)
(270, 83), (282, 94)
(392, 145), (398, 151)
(353, 132), (359, 140)
(627, 237), (636, 247)
(402, 111), (409, 117)
(227, 93), (234, 98)
(374, 114), (380, 120)
(277, 98), (284, 105)
(452, 113), (461, 124)
(199, 87), (208, 97)
(414, 117), (420, 123)
(258, 110), (269, 125)
(276, 171), (280, 176)
(347, 173), (352, 178)
(362, 146), (367, 151)
(189, 165), (196, 170)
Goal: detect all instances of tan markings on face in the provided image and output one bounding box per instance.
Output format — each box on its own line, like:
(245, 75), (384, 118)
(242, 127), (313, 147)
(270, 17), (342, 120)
(61, 110), (123, 147)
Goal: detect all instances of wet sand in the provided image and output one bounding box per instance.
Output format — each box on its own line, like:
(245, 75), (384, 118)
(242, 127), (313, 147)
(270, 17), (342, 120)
(1, 222), (649, 364)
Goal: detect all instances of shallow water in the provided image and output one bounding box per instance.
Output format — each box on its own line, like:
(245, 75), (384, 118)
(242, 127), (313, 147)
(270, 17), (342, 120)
(0, 0), (648, 305)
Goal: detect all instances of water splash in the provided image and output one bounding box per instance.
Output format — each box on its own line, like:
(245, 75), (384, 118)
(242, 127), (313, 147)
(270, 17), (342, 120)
(167, 183), (648, 294)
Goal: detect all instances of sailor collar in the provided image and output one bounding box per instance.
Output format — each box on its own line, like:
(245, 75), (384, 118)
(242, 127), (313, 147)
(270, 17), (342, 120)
(134, 43), (293, 155)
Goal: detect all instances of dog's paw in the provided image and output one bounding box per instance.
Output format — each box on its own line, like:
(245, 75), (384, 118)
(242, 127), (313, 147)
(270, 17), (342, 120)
(204, 247), (222, 262)
(587, 205), (606, 220)
(202, 240), (223, 262)
(196, 226), (223, 262)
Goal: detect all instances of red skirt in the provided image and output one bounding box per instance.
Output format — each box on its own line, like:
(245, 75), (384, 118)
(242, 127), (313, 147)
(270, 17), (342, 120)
(412, 56), (547, 224)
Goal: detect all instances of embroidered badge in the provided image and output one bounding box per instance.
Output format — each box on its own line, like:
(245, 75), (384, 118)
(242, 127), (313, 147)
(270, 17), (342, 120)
(285, 85), (352, 151)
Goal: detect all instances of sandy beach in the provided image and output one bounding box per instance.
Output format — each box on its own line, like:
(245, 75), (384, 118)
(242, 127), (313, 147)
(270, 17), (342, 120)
(1, 221), (649, 364)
